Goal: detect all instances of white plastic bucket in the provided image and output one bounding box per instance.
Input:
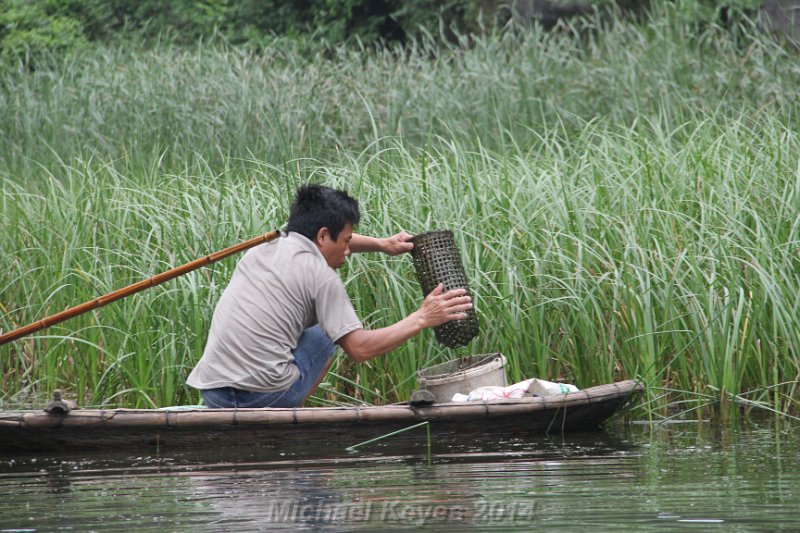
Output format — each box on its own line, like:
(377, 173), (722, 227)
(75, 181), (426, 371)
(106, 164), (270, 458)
(417, 353), (507, 404)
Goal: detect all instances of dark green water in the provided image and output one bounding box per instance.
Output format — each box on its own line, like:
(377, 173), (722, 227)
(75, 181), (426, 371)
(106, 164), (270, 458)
(0, 421), (798, 532)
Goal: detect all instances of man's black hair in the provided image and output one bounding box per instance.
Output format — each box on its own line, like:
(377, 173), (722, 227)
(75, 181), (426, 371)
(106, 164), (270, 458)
(285, 185), (360, 242)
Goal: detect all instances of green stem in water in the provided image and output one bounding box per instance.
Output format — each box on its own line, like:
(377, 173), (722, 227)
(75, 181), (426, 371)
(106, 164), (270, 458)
(346, 421), (431, 463)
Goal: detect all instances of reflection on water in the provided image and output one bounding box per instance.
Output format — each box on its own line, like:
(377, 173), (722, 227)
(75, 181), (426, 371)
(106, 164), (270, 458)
(1, 422), (798, 531)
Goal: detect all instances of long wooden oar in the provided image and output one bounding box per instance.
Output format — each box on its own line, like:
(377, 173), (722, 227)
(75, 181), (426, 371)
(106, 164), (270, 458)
(0, 230), (281, 346)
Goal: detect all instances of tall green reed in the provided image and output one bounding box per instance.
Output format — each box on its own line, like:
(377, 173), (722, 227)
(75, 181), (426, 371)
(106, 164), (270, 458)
(1, 3), (797, 180)
(1, 5), (798, 418)
(2, 114), (798, 416)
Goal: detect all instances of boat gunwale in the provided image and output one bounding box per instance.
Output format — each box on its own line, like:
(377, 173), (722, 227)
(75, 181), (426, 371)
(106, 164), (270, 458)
(0, 380), (643, 430)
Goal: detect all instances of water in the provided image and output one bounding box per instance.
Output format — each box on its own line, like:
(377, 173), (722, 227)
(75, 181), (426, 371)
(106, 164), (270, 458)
(1, 421), (798, 532)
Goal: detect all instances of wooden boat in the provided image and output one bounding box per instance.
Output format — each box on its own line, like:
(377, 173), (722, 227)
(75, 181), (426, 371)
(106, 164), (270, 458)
(0, 380), (642, 453)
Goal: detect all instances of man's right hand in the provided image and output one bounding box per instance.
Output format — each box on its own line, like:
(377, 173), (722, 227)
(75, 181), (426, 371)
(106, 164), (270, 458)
(381, 231), (414, 256)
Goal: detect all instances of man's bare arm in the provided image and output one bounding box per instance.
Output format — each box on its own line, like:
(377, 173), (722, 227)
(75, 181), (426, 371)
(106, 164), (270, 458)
(337, 284), (472, 362)
(350, 231), (414, 256)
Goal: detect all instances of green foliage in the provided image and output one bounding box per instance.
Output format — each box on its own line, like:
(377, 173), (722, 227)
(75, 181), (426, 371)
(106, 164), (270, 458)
(1, 5), (799, 420)
(221, 0), (403, 46)
(0, 0), (533, 60)
(79, 0), (232, 40)
(1, 3), (798, 420)
(673, 0), (764, 22)
(392, 0), (506, 39)
(0, 0), (87, 66)
(0, 0), (774, 66)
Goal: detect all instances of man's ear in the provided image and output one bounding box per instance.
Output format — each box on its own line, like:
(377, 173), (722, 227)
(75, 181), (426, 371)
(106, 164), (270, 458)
(315, 227), (329, 245)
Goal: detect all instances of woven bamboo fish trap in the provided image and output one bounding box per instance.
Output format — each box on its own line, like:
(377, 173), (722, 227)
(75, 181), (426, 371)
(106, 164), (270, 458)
(410, 230), (479, 348)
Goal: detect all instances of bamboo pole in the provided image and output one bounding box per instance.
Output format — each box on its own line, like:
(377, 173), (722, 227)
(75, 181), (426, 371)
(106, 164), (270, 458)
(0, 230), (281, 345)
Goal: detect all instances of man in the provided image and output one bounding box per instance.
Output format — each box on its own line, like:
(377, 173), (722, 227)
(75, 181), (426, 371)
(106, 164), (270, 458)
(187, 184), (472, 408)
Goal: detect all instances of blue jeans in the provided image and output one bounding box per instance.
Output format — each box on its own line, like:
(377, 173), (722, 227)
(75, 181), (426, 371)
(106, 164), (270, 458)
(201, 325), (336, 408)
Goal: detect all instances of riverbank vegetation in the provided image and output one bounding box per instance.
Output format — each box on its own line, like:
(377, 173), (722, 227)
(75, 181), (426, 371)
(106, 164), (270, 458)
(1, 3), (798, 421)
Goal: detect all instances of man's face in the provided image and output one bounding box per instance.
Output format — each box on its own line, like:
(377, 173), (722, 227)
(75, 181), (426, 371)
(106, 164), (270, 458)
(316, 223), (353, 269)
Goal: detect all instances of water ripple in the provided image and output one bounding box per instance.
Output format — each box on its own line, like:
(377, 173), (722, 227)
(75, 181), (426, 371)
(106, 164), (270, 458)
(1, 424), (798, 531)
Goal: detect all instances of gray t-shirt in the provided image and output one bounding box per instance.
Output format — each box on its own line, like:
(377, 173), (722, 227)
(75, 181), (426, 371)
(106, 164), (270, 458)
(187, 231), (363, 392)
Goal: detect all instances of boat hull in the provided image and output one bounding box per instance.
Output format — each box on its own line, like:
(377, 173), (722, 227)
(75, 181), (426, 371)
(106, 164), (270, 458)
(0, 381), (642, 452)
